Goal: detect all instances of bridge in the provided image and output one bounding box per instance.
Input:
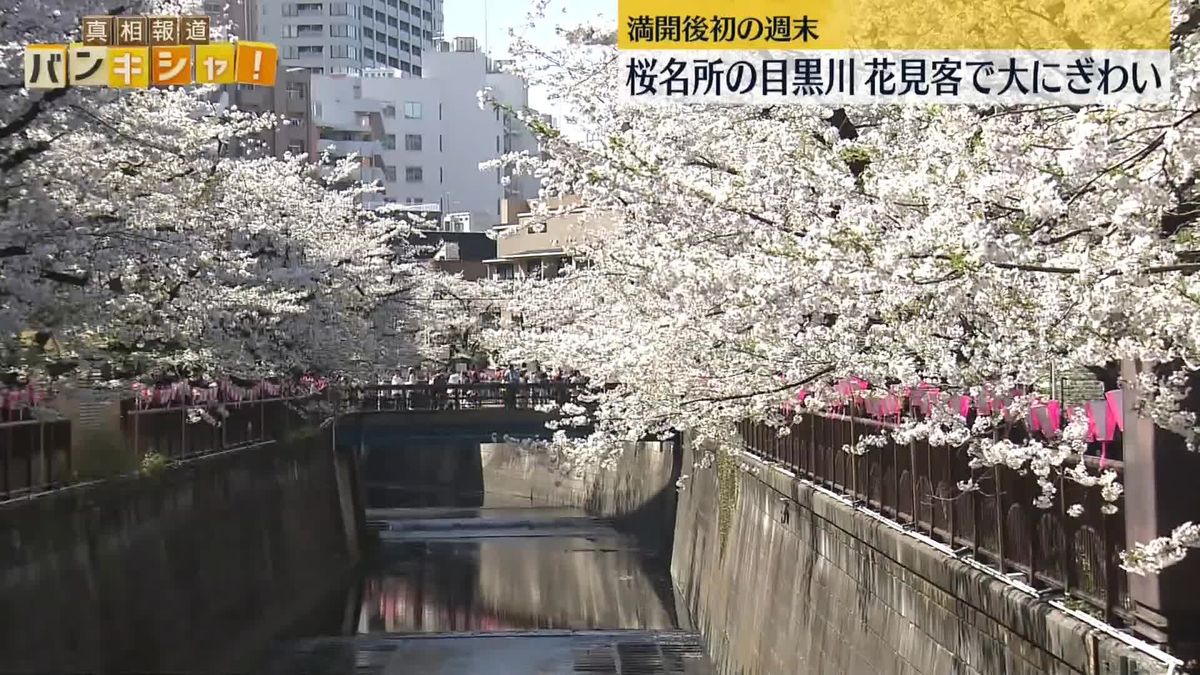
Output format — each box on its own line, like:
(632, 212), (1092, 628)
(0, 378), (1192, 674)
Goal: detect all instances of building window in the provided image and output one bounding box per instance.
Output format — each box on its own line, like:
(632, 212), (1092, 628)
(282, 3), (300, 16)
(403, 101), (422, 118)
(297, 45), (324, 56)
(387, 56), (399, 67)
(363, 27), (374, 39)
(399, 1), (410, 11)
(282, 45), (299, 58)
(439, 166), (443, 183)
(495, 135), (500, 152)
(383, 166), (396, 182)
(287, 23), (323, 37)
(411, 65), (422, 76)
(307, 66), (324, 74)
(387, 16), (398, 28)
(382, 104), (396, 118)
(438, 134), (442, 151)
(404, 134), (422, 151)
(383, 134), (396, 150)
(286, 113), (305, 126)
(286, 82), (307, 100)
(357, 113), (371, 128)
(296, 2), (323, 12)
(405, 166), (423, 182)
(361, 7), (373, 19)
(329, 1), (354, 15)
(288, 141), (306, 154)
(363, 47), (375, 60)
(495, 263), (514, 280)
(412, 45), (421, 56)
(388, 36), (399, 48)
(398, 20), (410, 33)
(399, 61), (411, 72)
(331, 45), (358, 59)
(330, 23), (353, 37)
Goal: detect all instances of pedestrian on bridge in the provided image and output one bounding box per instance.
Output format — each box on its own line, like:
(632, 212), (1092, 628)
(504, 365), (520, 409)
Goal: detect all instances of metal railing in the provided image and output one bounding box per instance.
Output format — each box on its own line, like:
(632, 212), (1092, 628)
(121, 396), (315, 462)
(737, 413), (1132, 625)
(0, 418), (72, 500)
(347, 382), (592, 412)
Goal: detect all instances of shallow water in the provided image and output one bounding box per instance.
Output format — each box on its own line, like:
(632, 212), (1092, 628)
(259, 501), (715, 674)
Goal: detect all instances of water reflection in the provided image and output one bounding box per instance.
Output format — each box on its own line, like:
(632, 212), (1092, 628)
(258, 437), (713, 674)
(356, 510), (678, 634)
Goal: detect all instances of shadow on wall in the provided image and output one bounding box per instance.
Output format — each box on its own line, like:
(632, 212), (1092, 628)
(0, 430), (363, 674)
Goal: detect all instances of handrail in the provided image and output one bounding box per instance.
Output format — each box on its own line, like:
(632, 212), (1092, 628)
(737, 413), (1130, 628)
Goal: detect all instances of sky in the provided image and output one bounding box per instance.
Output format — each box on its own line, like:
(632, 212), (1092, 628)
(442, 0), (614, 114)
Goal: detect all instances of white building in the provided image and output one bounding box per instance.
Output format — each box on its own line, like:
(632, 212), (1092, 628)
(255, 0), (444, 75)
(311, 37), (543, 231)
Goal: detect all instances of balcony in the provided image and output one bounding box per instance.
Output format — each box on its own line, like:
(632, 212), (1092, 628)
(318, 138), (384, 159)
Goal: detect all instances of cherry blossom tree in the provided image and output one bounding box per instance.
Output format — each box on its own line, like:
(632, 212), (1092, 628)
(0, 0), (418, 384)
(395, 263), (506, 370)
(480, 0), (1200, 574)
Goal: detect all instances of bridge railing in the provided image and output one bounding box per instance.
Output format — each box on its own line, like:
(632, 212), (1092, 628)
(737, 414), (1132, 626)
(347, 383), (591, 412)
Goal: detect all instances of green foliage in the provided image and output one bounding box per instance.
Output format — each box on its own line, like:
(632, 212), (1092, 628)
(716, 448), (739, 560)
(139, 452), (169, 478)
(838, 145), (872, 166)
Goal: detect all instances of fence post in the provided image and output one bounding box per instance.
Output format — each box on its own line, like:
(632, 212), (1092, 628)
(37, 419), (46, 491)
(1120, 359), (1200, 662)
(4, 425), (10, 497)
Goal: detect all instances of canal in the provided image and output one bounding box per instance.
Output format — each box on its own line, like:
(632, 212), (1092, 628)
(253, 441), (716, 675)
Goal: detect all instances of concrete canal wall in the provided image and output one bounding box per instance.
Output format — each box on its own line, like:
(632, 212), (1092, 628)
(0, 429), (364, 673)
(479, 439), (679, 518)
(351, 411), (681, 534)
(672, 440), (1173, 675)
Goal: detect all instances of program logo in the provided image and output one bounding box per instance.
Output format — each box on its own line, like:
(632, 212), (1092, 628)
(25, 14), (278, 90)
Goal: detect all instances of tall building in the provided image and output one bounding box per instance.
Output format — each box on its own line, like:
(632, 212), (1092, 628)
(255, 0), (444, 75)
(202, 0), (258, 40)
(202, 0), (318, 161)
(311, 37), (543, 231)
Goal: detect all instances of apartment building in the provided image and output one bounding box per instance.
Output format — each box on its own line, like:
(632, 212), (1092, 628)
(483, 196), (614, 281)
(255, 0), (443, 75)
(202, 0), (317, 160)
(310, 37), (543, 230)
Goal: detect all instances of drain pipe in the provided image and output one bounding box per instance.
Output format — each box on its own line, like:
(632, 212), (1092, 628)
(742, 448), (1186, 672)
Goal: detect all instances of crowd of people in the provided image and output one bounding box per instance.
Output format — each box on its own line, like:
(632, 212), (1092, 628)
(371, 364), (590, 410)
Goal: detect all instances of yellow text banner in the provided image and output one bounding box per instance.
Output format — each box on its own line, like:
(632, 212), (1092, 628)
(617, 0), (1169, 51)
